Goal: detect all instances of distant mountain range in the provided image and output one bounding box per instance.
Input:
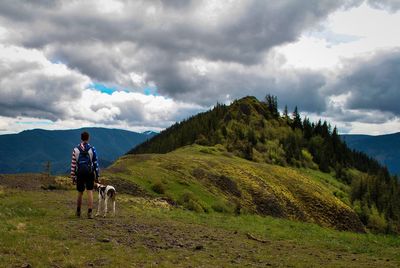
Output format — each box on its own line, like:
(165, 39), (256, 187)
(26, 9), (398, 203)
(341, 133), (400, 175)
(0, 128), (157, 174)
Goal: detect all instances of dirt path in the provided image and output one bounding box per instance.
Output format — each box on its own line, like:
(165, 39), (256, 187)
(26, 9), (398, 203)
(57, 193), (396, 267)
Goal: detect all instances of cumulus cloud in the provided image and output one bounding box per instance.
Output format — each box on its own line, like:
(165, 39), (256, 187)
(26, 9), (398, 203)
(0, 0), (354, 102)
(163, 55), (328, 112)
(0, 45), (90, 120)
(71, 89), (204, 128)
(330, 49), (400, 115)
(0, 0), (399, 134)
(0, 1), (349, 60)
(367, 0), (400, 11)
(0, 43), (203, 131)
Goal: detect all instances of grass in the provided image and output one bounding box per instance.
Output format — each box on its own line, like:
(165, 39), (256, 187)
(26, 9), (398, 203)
(1, 146), (399, 266)
(105, 145), (362, 232)
(0, 187), (399, 267)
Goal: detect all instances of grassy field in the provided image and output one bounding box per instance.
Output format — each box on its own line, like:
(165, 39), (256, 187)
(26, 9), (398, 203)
(0, 174), (400, 267)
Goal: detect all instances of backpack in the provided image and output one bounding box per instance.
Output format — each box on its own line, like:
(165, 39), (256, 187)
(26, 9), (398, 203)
(77, 145), (93, 177)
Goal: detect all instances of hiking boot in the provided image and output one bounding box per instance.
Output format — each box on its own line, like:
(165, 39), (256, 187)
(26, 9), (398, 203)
(87, 211), (93, 219)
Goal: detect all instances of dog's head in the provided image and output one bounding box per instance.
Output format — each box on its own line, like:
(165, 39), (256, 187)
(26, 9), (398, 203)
(94, 183), (105, 191)
(94, 182), (100, 191)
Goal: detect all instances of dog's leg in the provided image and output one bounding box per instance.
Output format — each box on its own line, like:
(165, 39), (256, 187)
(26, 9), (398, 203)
(103, 196), (108, 217)
(112, 196), (116, 217)
(95, 192), (101, 217)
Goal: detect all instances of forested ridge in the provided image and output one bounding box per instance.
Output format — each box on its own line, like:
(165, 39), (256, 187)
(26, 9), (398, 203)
(130, 95), (400, 233)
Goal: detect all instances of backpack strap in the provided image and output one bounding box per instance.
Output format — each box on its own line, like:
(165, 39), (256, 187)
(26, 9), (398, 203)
(78, 144), (87, 153)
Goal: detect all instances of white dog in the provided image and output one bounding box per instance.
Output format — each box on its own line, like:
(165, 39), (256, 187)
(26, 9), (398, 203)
(95, 183), (116, 217)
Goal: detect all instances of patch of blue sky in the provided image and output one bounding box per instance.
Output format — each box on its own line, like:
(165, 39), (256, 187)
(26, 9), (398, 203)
(306, 30), (361, 45)
(49, 57), (66, 65)
(89, 82), (158, 96)
(16, 120), (53, 125)
(90, 83), (118, 95)
(143, 86), (158, 96)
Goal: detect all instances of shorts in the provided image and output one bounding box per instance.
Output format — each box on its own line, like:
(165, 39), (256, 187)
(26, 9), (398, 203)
(76, 173), (94, 192)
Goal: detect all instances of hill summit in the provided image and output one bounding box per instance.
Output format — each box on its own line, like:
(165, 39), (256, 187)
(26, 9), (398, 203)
(124, 96), (400, 233)
(130, 96), (382, 175)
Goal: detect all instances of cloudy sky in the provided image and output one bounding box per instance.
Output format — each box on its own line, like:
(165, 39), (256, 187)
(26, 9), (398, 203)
(1, 0), (400, 135)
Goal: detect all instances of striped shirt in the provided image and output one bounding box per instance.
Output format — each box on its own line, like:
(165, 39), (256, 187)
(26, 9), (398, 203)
(70, 142), (99, 180)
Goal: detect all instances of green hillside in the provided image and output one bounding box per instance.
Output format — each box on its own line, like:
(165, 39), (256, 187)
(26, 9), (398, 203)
(107, 145), (365, 232)
(127, 96), (400, 233)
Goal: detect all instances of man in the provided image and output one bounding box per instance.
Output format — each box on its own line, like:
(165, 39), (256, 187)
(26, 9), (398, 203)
(71, 131), (99, 219)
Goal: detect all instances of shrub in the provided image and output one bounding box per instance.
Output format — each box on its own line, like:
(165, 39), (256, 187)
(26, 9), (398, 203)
(234, 201), (242, 215)
(199, 147), (214, 154)
(151, 181), (166, 194)
(265, 140), (286, 166)
(333, 190), (350, 205)
(214, 144), (226, 152)
(186, 199), (204, 213)
(252, 148), (264, 163)
(195, 134), (209, 146)
(368, 205), (388, 233)
(301, 149), (318, 170)
(178, 190), (207, 213)
(211, 201), (231, 213)
(353, 200), (370, 225)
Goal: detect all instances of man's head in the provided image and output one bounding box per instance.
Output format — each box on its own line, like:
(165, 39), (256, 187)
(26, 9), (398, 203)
(81, 131), (90, 142)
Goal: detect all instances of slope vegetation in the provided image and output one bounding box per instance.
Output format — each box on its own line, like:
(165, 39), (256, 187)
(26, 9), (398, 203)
(126, 96), (400, 233)
(107, 145), (364, 232)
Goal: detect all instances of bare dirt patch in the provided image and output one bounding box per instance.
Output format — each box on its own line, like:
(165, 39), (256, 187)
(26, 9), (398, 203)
(0, 174), (57, 190)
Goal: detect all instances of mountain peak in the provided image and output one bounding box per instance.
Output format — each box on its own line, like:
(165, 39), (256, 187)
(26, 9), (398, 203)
(142, 130), (159, 136)
(129, 95), (387, 177)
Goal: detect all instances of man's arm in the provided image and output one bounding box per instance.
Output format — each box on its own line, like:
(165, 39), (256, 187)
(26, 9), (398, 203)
(92, 146), (100, 181)
(70, 149), (77, 183)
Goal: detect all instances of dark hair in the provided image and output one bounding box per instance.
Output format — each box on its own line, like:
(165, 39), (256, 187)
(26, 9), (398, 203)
(81, 131), (90, 141)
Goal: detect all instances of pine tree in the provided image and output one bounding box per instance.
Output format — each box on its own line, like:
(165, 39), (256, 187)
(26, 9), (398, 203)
(283, 105), (289, 119)
(291, 106), (302, 130)
(265, 94), (279, 118)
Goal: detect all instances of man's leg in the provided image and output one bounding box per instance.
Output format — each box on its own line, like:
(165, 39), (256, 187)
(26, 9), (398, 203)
(76, 192), (83, 217)
(76, 175), (85, 217)
(88, 190), (93, 209)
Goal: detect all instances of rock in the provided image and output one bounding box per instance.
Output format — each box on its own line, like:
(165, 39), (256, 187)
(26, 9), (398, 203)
(194, 245), (204, 251)
(100, 238), (111, 243)
(20, 264), (31, 268)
